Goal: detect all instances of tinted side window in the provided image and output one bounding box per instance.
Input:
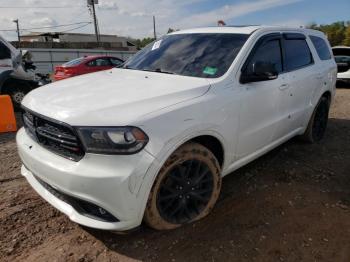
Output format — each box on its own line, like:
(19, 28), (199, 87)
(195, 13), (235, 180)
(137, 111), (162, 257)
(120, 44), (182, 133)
(86, 59), (96, 67)
(87, 58), (112, 67)
(309, 35), (332, 60)
(95, 58), (111, 66)
(284, 39), (313, 71)
(246, 39), (283, 74)
(110, 58), (123, 66)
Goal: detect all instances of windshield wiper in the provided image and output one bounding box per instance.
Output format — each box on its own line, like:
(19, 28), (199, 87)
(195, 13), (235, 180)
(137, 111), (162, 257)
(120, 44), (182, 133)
(141, 68), (176, 75)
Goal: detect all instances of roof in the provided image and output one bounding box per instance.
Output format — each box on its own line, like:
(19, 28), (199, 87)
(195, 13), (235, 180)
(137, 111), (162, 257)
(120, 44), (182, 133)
(172, 26), (262, 35)
(22, 32), (122, 38)
(332, 46), (350, 49)
(83, 55), (119, 58)
(170, 25), (325, 36)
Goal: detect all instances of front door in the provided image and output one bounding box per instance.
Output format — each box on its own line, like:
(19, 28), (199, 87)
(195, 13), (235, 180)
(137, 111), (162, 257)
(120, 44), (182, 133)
(236, 34), (286, 159)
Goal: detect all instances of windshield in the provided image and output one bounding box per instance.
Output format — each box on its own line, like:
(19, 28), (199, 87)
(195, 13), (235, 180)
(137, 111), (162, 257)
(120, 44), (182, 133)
(63, 57), (84, 67)
(124, 33), (249, 78)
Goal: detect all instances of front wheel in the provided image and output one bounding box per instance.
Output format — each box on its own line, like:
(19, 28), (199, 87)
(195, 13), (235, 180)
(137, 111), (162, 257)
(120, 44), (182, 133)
(144, 143), (222, 230)
(9, 87), (27, 108)
(301, 96), (330, 143)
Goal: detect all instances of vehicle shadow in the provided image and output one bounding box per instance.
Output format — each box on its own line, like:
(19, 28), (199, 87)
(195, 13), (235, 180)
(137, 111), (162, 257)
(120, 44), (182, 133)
(336, 81), (350, 88)
(85, 117), (350, 261)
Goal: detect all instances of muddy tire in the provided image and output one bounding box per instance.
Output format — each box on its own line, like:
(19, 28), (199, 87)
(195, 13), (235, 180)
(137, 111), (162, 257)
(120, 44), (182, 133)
(144, 142), (222, 230)
(301, 96), (330, 143)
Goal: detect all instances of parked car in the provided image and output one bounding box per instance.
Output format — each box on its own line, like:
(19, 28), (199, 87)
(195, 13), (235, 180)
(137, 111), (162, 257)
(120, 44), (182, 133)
(54, 55), (124, 81)
(17, 26), (336, 231)
(332, 46), (350, 85)
(0, 36), (40, 108)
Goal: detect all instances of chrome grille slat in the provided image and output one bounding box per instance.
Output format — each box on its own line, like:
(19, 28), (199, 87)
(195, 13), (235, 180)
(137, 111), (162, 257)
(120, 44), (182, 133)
(22, 109), (84, 161)
(37, 125), (78, 142)
(36, 128), (79, 147)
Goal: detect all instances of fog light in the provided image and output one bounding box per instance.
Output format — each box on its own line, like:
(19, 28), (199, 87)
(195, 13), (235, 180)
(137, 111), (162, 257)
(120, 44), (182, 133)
(99, 207), (107, 215)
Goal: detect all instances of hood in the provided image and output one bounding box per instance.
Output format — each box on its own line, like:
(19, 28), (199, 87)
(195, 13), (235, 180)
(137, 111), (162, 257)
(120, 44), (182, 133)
(22, 68), (211, 126)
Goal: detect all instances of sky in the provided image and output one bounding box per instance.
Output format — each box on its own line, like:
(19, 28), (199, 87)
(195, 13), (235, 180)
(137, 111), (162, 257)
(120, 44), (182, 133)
(0, 0), (349, 40)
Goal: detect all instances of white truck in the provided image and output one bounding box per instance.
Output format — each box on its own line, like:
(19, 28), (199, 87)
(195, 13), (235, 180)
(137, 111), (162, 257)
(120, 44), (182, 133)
(0, 35), (41, 108)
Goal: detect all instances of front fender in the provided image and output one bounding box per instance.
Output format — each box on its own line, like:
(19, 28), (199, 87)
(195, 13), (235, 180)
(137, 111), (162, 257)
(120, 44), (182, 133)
(135, 127), (227, 223)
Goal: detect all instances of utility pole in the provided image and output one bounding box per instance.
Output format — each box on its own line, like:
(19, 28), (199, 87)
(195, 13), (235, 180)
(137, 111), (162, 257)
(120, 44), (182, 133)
(13, 19), (21, 49)
(87, 0), (100, 44)
(153, 16), (157, 39)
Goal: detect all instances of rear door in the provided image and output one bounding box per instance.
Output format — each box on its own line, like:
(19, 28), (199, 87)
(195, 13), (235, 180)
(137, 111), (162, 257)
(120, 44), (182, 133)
(273, 33), (317, 140)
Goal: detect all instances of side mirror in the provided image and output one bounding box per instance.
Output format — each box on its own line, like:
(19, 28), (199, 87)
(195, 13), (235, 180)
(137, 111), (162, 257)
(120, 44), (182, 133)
(241, 61), (278, 84)
(0, 43), (11, 60)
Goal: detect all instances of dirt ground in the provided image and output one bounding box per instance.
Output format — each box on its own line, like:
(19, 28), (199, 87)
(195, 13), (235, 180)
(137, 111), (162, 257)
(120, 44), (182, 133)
(1, 88), (350, 262)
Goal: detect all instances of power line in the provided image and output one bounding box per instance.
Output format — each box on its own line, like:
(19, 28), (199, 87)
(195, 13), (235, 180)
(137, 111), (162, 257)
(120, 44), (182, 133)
(68, 9), (90, 23)
(0, 22), (92, 32)
(0, 6), (85, 9)
(44, 23), (91, 33)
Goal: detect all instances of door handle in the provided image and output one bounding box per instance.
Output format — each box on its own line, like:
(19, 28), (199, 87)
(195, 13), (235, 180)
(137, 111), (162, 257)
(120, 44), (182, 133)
(279, 84), (289, 90)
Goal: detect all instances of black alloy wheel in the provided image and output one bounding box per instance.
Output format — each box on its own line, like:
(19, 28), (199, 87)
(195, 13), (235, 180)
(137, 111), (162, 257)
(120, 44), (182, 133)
(156, 159), (214, 224)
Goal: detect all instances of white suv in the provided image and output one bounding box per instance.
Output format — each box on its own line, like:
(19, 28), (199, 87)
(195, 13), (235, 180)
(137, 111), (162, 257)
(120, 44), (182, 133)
(332, 46), (350, 85)
(17, 26), (336, 231)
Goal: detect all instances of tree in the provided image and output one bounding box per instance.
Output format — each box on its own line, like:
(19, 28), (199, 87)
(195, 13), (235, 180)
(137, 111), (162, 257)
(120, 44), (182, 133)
(344, 25), (350, 46)
(128, 37), (155, 49)
(307, 21), (349, 47)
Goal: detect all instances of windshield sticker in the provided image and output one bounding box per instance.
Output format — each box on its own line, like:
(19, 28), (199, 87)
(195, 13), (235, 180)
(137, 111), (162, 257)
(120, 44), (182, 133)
(152, 40), (162, 51)
(203, 66), (218, 75)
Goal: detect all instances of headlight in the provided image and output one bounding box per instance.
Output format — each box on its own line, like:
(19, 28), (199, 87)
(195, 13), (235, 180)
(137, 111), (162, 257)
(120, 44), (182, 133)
(76, 127), (149, 154)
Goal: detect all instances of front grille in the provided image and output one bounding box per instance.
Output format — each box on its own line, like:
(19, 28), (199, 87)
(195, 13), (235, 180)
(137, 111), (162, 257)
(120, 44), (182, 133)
(22, 109), (84, 161)
(34, 175), (119, 223)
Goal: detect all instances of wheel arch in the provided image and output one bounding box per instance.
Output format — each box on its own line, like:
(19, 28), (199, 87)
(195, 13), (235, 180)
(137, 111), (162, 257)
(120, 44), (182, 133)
(1, 77), (33, 94)
(188, 135), (225, 168)
(138, 131), (227, 224)
(321, 90), (332, 106)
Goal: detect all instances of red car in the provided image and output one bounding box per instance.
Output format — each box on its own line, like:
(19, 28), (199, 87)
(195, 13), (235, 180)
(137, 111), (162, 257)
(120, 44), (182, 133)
(54, 55), (124, 81)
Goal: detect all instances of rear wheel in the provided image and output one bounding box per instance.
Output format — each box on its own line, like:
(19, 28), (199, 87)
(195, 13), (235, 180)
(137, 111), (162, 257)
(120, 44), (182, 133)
(301, 96), (330, 143)
(144, 143), (222, 230)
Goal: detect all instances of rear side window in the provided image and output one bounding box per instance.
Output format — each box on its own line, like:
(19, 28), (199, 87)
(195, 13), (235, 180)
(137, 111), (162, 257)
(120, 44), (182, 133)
(110, 58), (124, 66)
(284, 39), (313, 71)
(87, 58), (111, 67)
(246, 39), (283, 74)
(95, 58), (112, 66)
(309, 35), (332, 60)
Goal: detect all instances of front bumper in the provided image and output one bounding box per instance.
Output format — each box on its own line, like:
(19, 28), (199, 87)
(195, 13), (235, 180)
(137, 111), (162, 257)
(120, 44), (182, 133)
(337, 78), (350, 84)
(17, 128), (156, 231)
